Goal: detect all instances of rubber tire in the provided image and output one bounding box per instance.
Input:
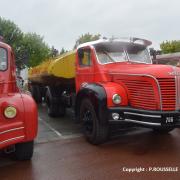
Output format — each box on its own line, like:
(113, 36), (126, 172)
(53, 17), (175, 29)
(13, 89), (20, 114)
(45, 90), (65, 117)
(30, 85), (42, 103)
(153, 127), (174, 134)
(14, 141), (34, 161)
(59, 104), (66, 117)
(80, 99), (109, 145)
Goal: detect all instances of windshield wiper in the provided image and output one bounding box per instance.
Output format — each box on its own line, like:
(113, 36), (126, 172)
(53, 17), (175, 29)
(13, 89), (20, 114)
(103, 51), (116, 62)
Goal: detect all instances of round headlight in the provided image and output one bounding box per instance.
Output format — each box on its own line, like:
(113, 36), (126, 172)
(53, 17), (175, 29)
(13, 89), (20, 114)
(112, 113), (120, 120)
(4, 106), (17, 119)
(112, 94), (121, 104)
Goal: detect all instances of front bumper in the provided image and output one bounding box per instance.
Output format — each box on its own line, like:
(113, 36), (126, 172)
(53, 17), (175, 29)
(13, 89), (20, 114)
(108, 107), (180, 128)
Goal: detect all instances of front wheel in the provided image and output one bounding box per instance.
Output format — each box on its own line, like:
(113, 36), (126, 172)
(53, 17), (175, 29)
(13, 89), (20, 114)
(80, 99), (109, 145)
(14, 141), (34, 160)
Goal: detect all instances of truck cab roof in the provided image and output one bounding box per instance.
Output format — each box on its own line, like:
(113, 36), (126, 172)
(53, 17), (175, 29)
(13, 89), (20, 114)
(77, 37), (152, 49)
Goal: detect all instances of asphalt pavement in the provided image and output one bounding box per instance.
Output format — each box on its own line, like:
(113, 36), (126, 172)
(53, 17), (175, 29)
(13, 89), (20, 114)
(0, 104), (180, 180)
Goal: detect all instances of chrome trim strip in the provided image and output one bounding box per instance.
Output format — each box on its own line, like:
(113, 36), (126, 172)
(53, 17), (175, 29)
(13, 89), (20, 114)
(0, 127), (24, 135)
(0, 136), (25, 145)
(173, 66), (180, 110)
(109, 73), (163, 110)
(124, 112), (161, 118)
(124, 119), (161, 126)
(177, 74), (180, 110)
(109, 118), (161, 126)
(172, 66), (177, 110)
(175, 68), (178, 110)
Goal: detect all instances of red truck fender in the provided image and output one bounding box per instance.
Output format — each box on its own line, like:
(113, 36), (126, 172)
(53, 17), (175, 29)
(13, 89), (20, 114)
(21, 93), (38, 141)
(75, 82), (128, 123)
(0, 93), (37, 149)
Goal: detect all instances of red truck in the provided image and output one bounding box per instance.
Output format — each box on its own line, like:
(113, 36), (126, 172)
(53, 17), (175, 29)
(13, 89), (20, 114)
(29, 37), (180, 145)
(0, 40), (38, 160)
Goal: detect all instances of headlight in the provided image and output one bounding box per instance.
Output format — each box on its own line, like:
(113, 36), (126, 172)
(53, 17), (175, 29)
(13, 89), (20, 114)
(112, 113), (120, 120)
(112, 94), (121, 104)
(4, 106), (17, 119)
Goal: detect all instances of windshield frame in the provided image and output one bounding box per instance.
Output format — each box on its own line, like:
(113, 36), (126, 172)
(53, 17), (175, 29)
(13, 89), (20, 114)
(94, 42), (152, 65)
(0, 47), (8, 71)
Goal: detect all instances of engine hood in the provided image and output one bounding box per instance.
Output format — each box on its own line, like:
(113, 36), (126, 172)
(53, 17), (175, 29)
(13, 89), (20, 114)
(104, 63), (180, 78)
(103, 62), (180, 111)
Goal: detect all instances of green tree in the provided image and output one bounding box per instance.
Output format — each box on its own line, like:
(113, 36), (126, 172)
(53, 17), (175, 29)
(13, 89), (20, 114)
(60, 47), (68, 55)
(74, 33), (101, 49)
(20, 33), (51, 67)
(0, 17), (24, 68)
(160, 40), (180, 54)
(0, 17), (51, 68)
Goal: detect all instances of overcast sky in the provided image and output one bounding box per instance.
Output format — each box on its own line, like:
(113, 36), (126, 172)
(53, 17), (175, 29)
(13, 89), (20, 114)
(0, 0), (179, 51)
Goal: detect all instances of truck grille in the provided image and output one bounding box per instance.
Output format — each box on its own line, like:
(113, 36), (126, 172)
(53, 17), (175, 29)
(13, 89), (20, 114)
(116, 79), (157, 110)
(175, 75), (180, 110)
(114, 76), (178, 111)
(157, 78), (176, 111)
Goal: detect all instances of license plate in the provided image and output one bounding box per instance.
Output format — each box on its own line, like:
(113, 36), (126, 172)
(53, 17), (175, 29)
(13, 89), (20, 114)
(165, 116), (174, 123)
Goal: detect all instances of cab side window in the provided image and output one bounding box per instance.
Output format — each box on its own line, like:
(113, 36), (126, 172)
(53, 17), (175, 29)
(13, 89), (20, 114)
(78, 49), (91, 67)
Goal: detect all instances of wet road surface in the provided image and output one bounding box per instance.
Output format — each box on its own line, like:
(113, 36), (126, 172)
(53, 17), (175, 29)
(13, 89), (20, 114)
(0, 104), (180, 180)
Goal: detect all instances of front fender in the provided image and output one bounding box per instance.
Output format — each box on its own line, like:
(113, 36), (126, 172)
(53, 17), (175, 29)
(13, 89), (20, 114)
(100, 82), (128, 107)
(75, 82), (128, 123)
(21, 93), (38, 141)
(75, 83), (107, 125)
(0, 93), (37, 148)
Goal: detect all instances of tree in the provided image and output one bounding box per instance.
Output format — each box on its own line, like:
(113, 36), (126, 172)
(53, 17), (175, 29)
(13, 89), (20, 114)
(160, 40), (180, 54)
(73, 33), (101, 49)
(60, 47), (68, 55)
(0, 17), (51, 68)
(20, 33), (51, 67)
(0, 17), (24, 68)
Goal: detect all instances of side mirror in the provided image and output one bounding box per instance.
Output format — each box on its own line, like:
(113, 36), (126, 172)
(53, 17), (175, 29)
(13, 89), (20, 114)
(149, 48), (156, 60)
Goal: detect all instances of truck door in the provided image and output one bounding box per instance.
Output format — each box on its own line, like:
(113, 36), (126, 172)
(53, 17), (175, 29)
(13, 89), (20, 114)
(76, 48), (94, 91)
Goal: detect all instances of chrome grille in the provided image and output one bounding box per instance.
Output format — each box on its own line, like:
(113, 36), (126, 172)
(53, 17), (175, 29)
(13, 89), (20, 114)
(114, 78), (157, 110)
(113, 74), (178, 111)
(176, 75), (180, 110)
(158, 78), (176, 111)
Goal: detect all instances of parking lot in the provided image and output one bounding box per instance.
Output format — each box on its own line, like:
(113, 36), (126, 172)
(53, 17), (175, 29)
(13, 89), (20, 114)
(0, 104), (180, 180)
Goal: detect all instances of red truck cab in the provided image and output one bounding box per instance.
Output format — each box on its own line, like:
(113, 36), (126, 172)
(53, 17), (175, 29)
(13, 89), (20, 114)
(75, 38), (180, 144)
(0, 41), (37, 160)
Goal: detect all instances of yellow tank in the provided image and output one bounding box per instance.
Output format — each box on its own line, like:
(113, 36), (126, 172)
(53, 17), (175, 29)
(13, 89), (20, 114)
(28, 51), (76, 85)
(48, 51), (75, 78)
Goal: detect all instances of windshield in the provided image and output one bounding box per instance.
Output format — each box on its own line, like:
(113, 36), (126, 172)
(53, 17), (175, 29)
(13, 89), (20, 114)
(0, 48), (7, 71)
(95, 42), (152, 64)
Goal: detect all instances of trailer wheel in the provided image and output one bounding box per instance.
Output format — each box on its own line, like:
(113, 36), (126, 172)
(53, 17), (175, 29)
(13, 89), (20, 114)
(46, 95), (59, 117)
(30, 85), (42, 103)
(59, 104), (66, 117)
(80, 99), (109, 145)
(45, 90), (65, 117)
(153, 127), (174, 134)
(14, 141), (34, 160)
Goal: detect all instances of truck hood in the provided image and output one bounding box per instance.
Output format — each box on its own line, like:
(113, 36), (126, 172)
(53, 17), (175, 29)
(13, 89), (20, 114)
(104, 63), (180, 78)
(104, 63), (180, 111)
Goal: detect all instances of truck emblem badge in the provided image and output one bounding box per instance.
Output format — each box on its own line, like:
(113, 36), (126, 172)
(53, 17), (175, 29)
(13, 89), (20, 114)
(168, 71), (180, 76)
